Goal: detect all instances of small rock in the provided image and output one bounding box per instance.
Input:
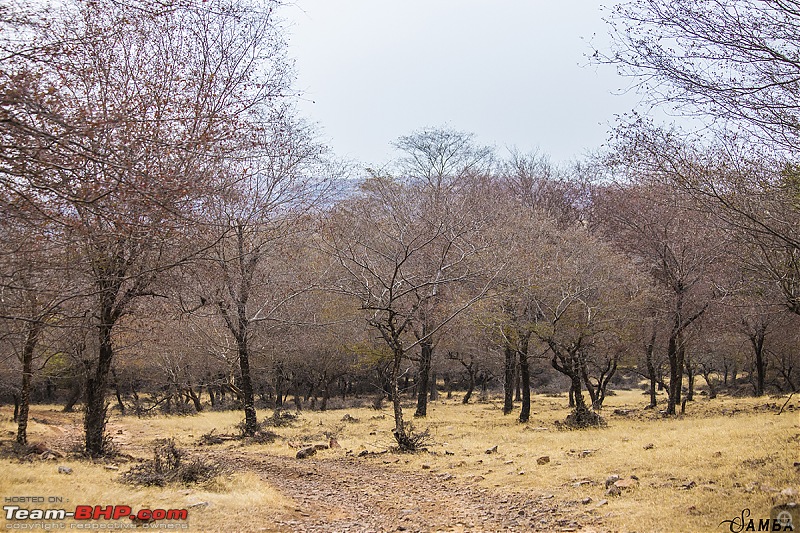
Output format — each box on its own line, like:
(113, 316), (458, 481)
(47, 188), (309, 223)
(445, 450), (454, 456)
(518, 471), (525, 476)
(421, 464), (431, 470)
(687, 506), (702, 516)
(595, 499), (609, 508)
(713, 451), (723, 458)
(329, 437), (341, 449)
(296, 446), (317, 459)
(606, 485), (621, 497)
(341, 414), (359, 423)
(188, 502), (208, 509)
(643, 443), (654, 450)
(536, 456), (550, 465)
(605, 475), (620, 488)
(781, 488), (798, 498)
(581, 497), (593, 505)
(104, 465), (120, 471)
(504, 460), (514, 465)
(485, 445), (498, 454)
(57, 466), (72, 475)
(681, 481), (697, 490)
(313, 443), (329, 451)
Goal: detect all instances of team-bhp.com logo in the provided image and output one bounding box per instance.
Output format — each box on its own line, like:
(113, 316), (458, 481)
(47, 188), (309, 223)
(4, 505), (189, 527)
(719, 506), (797, 532)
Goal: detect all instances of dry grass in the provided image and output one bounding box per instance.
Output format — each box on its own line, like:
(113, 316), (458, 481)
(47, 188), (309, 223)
(0, 408), (291, 532)
(1, 389), (797, 532)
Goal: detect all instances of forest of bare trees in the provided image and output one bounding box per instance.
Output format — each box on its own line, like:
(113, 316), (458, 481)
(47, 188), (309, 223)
(1, 0), (798, 456)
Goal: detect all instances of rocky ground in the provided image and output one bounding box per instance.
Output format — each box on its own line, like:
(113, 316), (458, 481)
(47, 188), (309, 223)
(207, 450), (599, 533)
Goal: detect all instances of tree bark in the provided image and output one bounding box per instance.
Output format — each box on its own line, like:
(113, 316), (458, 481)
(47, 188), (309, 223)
(429, 370), (438, 401)
(391, 350), (406, 442)
(645, 325), (658, 408)
(518, 335), (531, 423)
(16, 322), (41, 445)
(503, 343), (516, 415)
(84, 322), (114, 457)
(463, 369), (475, 404)
(415, 338), (432, 417)
(238, 337), (258, 435)
(749, 327), (767, 397)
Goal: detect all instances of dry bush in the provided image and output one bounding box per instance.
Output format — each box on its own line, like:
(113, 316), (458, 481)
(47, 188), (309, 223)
(562, 406), (607, 429)
(262, 409), (300, 428)
(392, 423), (433, 452)
(122, 438), (220, 487)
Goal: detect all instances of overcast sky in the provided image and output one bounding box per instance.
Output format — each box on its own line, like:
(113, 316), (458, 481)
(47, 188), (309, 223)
(283, 1), (642, 167)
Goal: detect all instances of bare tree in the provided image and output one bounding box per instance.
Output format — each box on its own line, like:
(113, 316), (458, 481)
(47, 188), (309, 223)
(323, 175), (497, 448)
(390, 127), (494, 418)
(188, 114), (331, 436)
(0, 0), (294, 455)
(602, 0), (800, 153)
(593, 179), (723, 415)
(601, 0), (800, 319)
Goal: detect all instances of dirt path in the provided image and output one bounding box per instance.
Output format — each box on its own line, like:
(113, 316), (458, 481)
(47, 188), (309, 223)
(209, 450), (594, 533)
(35, 418), (596, 532)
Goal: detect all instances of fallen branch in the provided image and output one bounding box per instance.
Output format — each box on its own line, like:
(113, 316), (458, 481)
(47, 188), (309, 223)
(777, 393), (795, 415)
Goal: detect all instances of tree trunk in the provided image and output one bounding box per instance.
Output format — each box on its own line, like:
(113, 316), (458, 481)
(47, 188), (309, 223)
(666, 329), (683, 416)
(518, 334), (531, 423)
(684, 354), (695, 401)
(320, 381), (331, 411)
(16, 322), (41, 445)
(518, 349), (531, 423)
(111, 368), (125, 415)
(581, 361), (598, 409)
(502, 343), (516, 415)
(274, 362), (285, 408)
(571, 371), (587, 412)
(429, 370), (438, 401)
(463, 367), (475, 404)
(187, 386), (203, 412)
(238, 336), (258, 436)
(390, 350), (406, 443)
(645, 325), (658, 408)
(13, 394), (20, 423)
(415, 338), (432, 417)
(63, 378), (82, 413)
(84, 323), (114, 457)
(750, 328), (767, 397)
